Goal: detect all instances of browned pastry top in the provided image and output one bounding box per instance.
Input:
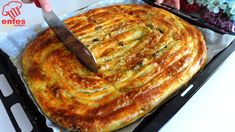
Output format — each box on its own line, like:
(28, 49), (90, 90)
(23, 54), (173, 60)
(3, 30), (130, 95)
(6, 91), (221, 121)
(21, 4), (207, 131)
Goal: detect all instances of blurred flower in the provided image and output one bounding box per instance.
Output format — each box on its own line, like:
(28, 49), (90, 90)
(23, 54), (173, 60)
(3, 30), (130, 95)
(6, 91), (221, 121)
(187, 0), (194, 4)
(196, 0), (209, 6)
(226, 0), (235, 8)
(230, 14), (235, 21)
(183, 0), (200, 12)
(207, 0), (227, 13)
(230, 7), (235, 14)
(184, 0), (235, 29)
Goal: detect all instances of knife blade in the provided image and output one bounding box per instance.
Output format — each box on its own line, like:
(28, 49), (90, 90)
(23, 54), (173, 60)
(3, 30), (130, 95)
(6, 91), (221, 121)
(34, 0), (98, 73)
(42, 10), (98, 73)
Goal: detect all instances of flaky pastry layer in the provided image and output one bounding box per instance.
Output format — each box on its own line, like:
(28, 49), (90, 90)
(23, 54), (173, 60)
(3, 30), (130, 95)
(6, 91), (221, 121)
(21, 5), (207, 131)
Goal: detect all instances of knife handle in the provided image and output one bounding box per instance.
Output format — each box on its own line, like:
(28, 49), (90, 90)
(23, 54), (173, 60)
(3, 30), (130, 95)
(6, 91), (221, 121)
(34, 0), (41, 8)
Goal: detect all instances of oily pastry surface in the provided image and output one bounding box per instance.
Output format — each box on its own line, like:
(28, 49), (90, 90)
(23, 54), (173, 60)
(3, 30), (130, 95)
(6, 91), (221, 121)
(21, 5), (207, 131)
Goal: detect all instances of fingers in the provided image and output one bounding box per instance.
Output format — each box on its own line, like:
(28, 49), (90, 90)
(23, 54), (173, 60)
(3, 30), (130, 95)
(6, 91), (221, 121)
(155, 0), (164, 4)
(21, 0), (51, 12)
(155, 0), (180, 10)
(38, 0), (51, 12)
(173, 0), (180, 10)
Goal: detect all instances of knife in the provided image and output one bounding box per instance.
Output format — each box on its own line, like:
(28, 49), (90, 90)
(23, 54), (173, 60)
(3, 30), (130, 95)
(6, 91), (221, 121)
(33, 0), (98, 73)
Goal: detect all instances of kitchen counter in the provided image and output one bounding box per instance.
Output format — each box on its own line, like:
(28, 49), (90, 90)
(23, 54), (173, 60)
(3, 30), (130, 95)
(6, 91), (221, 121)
(0, 0), (235, 131)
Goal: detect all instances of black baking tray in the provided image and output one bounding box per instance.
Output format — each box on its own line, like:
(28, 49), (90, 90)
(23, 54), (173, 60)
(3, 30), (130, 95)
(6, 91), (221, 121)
(0, 50), (52, 132)
(0, 2), (235, 132)
(1, 42), (234, 132)
(134, 40), (235, 132)
(134, 0), (235, 131)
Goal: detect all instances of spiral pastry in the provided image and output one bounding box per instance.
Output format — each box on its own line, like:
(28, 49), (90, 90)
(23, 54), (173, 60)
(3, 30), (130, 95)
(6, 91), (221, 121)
(21, 5), (207, 131)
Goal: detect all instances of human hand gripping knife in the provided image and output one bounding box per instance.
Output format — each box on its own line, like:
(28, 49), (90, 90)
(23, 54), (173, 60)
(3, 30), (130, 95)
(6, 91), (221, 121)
(33, 0), (98, 73)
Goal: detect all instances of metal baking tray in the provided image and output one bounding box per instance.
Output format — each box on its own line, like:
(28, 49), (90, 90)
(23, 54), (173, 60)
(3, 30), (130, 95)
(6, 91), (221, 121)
(1, 41), (234, 132)
(0, 50), (52, 132)
(134, 40), (235, 132)
(0, 1), (235, 131)
(134, 0), (235, 131)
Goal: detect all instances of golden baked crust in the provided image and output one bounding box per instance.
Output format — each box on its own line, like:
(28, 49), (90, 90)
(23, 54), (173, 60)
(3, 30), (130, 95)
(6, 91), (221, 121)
(21, 5), (207, 131)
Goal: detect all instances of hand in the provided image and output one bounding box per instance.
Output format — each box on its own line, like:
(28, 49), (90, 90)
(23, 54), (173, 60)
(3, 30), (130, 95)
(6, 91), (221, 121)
(21, 0), (51, 12)
(155, 0), (180, 10)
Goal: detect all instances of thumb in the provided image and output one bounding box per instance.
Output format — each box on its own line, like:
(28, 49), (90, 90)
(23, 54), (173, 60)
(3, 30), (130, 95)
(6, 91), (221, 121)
(173, 0), (180, 9)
